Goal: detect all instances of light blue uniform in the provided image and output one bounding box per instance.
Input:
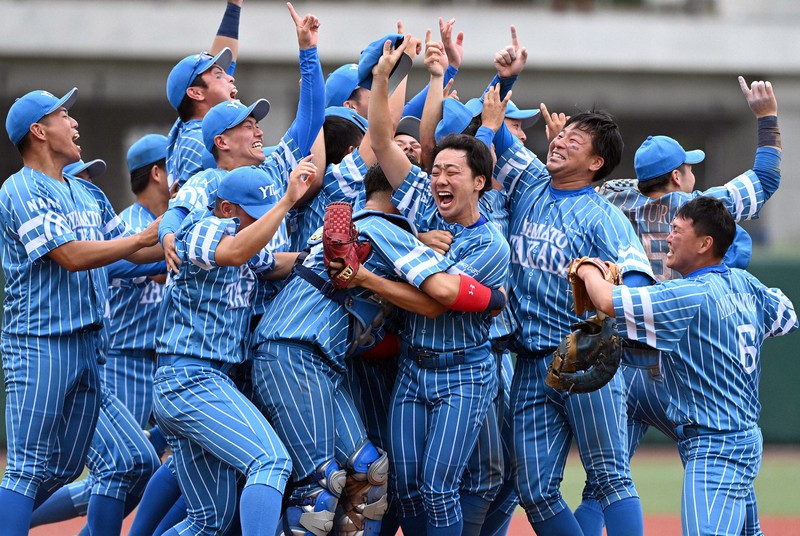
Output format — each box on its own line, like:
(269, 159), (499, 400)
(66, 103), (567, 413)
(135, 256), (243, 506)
(612, 264), (797, 535)
(153, 211), (291, 535)
(389, 166), (510, 530)
(598, 147), (781, 536)
(0, 168), (132, 510)
(494, 139), (654, 529)
(252, 211), (454, 535)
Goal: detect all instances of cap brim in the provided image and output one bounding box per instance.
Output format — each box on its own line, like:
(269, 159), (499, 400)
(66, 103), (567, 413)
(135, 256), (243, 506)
(241, 203), (270, 220)
(684, 149), (705, 165)
(249, 99), (271, 122)
(205, 48), (233, 75)
(395, 116), (421, 141)
(50, 87), (78, 115)
(387, 53), (413, 97)
(82, 159), (107, 178)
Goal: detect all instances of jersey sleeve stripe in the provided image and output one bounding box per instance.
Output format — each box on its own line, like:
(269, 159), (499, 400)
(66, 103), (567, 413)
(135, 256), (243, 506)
(619, 286), (639, 339)
(17, 214), (47, 237)
(637, 288), (658, 347)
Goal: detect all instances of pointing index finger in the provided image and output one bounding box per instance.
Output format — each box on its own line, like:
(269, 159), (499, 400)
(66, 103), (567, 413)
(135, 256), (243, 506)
(286, 2), (302, 25)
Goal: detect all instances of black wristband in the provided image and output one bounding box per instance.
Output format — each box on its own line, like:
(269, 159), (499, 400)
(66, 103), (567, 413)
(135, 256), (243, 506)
(485, 288), (506, 313)
(217, 2), (241, 39)
(757, 116), (781, 149)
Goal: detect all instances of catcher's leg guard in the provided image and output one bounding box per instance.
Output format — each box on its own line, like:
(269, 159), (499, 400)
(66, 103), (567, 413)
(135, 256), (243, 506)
(280, 460), (347, 536)
(336, 440), (389, 536)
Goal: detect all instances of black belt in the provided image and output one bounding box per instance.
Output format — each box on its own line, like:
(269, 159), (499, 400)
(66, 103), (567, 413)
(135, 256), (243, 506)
(78, 322), (103, 333)
(515, 347), (557, 360)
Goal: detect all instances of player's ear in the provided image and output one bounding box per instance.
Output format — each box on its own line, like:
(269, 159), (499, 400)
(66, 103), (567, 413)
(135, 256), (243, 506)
(29, 122), (47, 142)
(218, 200), (235, 218)
(214, 134), (228, 153)
(698, 234), (714, 255)
(185, 85), (204, 103)
(588, 155), (604, 173)
(473, 174), (486, 193)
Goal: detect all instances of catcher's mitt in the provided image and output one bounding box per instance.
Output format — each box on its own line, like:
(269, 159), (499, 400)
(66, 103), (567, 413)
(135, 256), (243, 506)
(545, 314), (622, 394)
(567, 257), (621, 316)
(324, 202), (371, 289)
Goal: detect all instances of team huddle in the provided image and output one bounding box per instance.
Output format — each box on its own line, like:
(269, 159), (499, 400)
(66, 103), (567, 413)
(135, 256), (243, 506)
(1, 1), (798, 535)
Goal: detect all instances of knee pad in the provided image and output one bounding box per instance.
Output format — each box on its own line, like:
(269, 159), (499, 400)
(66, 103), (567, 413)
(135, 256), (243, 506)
(336, 441), (389, 536)
(316, 458), (347, 498)
(280, 488), (339, 536)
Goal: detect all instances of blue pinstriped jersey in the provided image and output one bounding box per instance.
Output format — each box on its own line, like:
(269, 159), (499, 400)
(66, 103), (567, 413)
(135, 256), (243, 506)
(0, 168), (133, 336)
(108, 203), (166, 351)
(171, 167), (227, 214)
(613, 264), (798, 431)
(254, 211), (454, 368)
(480, 188), (516, 340)
(605, 170), (767, 282)
(166, 119), (208, 190)
(156, 211), (274, 363)
(392, 166), (510, 352)
(495, 141), (655, 352)
(288, 147), (369, 251)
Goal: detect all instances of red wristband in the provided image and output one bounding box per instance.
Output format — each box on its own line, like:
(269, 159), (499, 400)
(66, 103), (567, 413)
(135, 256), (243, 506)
(449, 274), (492, 313)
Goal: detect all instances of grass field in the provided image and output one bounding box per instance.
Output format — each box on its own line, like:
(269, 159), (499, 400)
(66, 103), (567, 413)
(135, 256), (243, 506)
(11, 444), (800, 534)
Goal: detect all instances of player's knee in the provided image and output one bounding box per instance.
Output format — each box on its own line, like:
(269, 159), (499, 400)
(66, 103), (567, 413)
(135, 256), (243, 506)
(336, 441), (389, 536)
(245, 444), (292, 489)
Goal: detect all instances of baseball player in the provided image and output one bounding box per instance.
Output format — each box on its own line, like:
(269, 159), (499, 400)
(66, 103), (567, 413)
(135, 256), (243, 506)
(0, 87), (161, 535)
(476, 30), (657, 531)
(575, 196), (798, 535)
(153, 162), (316, 535)
(165, 0), (242, 192)
(572, 77), (782, 536)
(367, 38), (511, 536)
(29, 141), (171, 533)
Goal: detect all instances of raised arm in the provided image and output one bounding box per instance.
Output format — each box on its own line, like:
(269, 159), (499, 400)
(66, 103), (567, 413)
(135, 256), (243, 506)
(215, 158), (315, 265)
(211, 0), (243, 63)
(419, 30), (449, 169)
(368, 36), (415, 189)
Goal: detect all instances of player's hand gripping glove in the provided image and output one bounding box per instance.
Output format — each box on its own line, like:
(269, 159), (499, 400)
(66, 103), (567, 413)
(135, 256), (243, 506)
(567, 257), (621, 316)
(544, 313), (622, 394)
(323, 202), (371, 289)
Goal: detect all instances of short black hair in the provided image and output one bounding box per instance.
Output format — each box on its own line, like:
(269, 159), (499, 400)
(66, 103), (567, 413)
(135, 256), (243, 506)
(565, 110), (623, 182)
(637, 171), (671, 196)
(675, 196), (735, 259)
(431, 134), (493, 196)
(364, 163), (393, 200)
(130, 158), (166, 195)
(323, 116), (364, 167)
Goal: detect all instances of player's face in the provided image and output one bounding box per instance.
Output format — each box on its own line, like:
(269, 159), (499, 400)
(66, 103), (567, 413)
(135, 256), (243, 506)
(344, 88), (370, 119)
(546, 124), (603, 184)
(430, 148), (484, 226)
(504, 117), (526, 142)
(200, 65), (237, 107)
(223, 116), (265, 166)
(676, 164), (696, 193)
(394, 134), (421, 163)
(39, 108), (81, 164)
(666, 216), (703, 275)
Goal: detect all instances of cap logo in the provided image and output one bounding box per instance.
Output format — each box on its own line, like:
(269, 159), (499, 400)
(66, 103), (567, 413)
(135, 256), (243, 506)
(40, 91), (55, 98)
(226, 101), (241, 109)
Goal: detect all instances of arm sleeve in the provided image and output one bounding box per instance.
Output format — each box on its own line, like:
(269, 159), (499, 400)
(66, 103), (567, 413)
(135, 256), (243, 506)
(402, 65), (459, 119)
(492, 122), (517, 158)
(475, 126), (495, 149)
(158, 205), (190, 244)
(106, 259), (167, 278)
(752, 146), (781, 202)
(622, 271), (653, 288)
(285, 47), (325, 157)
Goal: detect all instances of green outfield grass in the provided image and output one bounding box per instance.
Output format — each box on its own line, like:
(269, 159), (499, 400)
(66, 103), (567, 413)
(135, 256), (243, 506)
(559, 444), (800, 516)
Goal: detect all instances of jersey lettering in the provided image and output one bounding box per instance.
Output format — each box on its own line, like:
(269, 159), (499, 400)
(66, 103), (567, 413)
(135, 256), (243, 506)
(736, 324), (758, 374)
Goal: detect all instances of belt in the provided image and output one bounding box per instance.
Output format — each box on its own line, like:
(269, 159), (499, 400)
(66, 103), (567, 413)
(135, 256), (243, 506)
(167, 356), (236, 376)
(403, 343), (489, 369)
(77, 322), (103, 333)
(515, 347), (557, 360)
(490, 336), (512, 355)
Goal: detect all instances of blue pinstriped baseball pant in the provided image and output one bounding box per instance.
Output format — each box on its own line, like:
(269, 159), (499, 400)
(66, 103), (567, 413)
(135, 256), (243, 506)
(0, 330), (102, 499)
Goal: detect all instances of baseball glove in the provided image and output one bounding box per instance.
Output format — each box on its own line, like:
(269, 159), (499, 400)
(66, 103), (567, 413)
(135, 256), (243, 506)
(544, 313), (622, 394)
(323, 202), (371, 289)
(567, 257), (621, 316)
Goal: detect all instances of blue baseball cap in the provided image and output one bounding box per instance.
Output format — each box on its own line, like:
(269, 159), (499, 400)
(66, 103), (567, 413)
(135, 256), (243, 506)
(218, 166), (275, 219)
(325, 64), (360, 108)
(505, 101), (541, 129)
(357, 34), (412, 93)
(166, 48), (233, 111)
(127, 134), (168, 173)
(634, 135), (705, 182)
(6, 88), (78, 146)
(64, 159), (106, 179)
(325, 106), (368, 133)
(435, 99), (475, 142)
(395, 116), (420, 141)
(465, 98), (483, 118)
(202, 99), (271, 154)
